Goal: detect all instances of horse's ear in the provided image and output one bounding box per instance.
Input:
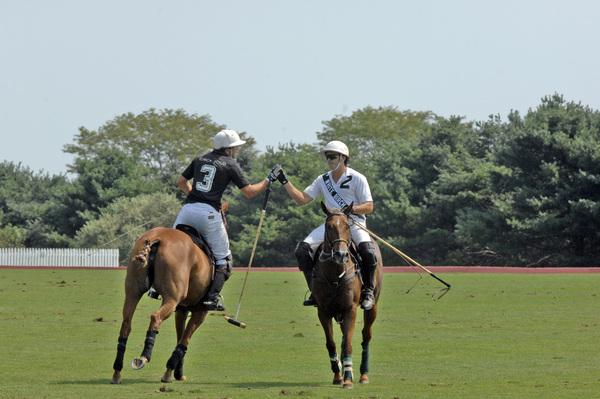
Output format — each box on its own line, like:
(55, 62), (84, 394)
(343, 201), (354, 216)
(321, 201), (331, 215)
(222, 200), (229, 213)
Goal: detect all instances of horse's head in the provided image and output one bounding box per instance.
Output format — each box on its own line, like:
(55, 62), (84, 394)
(320, 201), (354, 265)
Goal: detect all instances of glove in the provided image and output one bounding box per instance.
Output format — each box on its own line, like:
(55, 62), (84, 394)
(267, 164), (282, 182)
(277, 168), (289, 185)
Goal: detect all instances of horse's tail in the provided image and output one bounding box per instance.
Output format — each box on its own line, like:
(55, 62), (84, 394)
(133, 238), (160, 262)
(133, 238), (160, 286)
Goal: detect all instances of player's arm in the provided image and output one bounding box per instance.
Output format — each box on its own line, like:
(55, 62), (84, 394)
(271, 166), (313, 206)
(239, 178), (270, 199)
(351, 201), (373, 215)
(237, 164), (283, 199)
(282, 180), (313, 206)
(176, 175), (192, 195)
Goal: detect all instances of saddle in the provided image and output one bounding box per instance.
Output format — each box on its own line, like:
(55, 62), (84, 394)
(175, 224), (216, 270)
(174, 199), (229, 262)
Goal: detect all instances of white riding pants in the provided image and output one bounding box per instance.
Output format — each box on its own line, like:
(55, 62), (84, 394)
(173, 202), (231, 260)
(303, 219), (371, 255)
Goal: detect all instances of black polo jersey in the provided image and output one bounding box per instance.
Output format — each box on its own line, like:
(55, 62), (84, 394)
(181, 149), (250, 211)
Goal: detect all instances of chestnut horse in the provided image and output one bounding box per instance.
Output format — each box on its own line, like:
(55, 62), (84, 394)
(312, 202), (383, 389)
(110, 226), (215, 384)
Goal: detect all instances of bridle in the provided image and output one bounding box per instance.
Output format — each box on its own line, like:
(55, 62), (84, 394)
(319, 212), (352, 262)
(313, 212), (358, 311)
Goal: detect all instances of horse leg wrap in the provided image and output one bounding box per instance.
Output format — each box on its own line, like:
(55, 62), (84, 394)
(342, 357), (354, 382)
(174, 356), (185, 380)
(166, 343), (187, 371)
(360, 342), (370, 375)
(140, 330), (159, 362)
(329, 353), (342, 374)
(113, 336), (128, 371)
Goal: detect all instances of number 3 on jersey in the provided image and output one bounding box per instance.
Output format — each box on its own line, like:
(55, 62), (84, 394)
(195, 164), (216, 192)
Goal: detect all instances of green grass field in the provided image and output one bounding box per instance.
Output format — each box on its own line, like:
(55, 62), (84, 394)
(1, 267), (599, 399)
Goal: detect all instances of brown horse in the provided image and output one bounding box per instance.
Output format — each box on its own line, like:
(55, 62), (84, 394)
(311, 202), (383, 389)
(110, 226), (215, 384)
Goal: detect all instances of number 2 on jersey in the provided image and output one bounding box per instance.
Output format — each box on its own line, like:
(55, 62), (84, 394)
(340, 176), (352, 189)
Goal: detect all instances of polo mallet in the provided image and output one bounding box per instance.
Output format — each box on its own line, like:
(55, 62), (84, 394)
(352, 220), (451, 300)
(225, 182), (272, 328)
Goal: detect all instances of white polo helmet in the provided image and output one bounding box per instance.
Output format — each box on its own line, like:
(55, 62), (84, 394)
(214, 129), (246, 149)
(319, 140), (349, 158)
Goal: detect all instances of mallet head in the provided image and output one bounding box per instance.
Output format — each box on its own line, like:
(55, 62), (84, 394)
(224, 316), (246, 329)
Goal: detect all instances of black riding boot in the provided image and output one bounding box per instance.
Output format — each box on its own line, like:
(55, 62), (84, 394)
(358, 241), (378, 311)
(360, 263), (377, 310)
(302, 269), (317, 307)
(295, 242), (316, 307)
(203, 271), (227, 311)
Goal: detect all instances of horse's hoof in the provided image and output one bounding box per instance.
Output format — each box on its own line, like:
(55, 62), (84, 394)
(359, 374), (369, 384)
(176, 375), (186, 382)
(343, 380), (354, 389)
(110, 371), (122, 385)
(333, 372), (343, 385)
(131, 356), (148, 370)
(161, 374), (173, 383)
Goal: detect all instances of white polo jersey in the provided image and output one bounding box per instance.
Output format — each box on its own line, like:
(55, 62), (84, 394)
(302, 167), (373, 251)
(304, 167), (372, 223)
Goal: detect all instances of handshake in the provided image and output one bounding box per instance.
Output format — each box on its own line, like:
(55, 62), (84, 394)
(267, 164), (289, 185)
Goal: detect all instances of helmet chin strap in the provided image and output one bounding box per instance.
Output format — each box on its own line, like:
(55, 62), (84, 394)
(332, 156), (343, 172)
(226, 147), (237, 158)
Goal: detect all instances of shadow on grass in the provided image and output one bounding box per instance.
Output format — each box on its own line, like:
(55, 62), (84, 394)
(57, 379), (326, 389)
(213, 381), (326, 389)
(55, 378), (160, 386)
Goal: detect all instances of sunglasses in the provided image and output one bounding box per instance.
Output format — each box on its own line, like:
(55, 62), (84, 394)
(325, 153), (339, 160)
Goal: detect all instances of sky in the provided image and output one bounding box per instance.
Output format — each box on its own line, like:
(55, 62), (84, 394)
(1, 1), (599, 177)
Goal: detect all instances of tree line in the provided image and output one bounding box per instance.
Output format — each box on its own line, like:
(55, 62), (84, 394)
(1, 94), (599, 267)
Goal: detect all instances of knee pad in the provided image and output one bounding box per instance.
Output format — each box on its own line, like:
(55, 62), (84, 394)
(215, 254), (233, 278)
(357, 241), (378, 266)
(294, 242), (313, 272)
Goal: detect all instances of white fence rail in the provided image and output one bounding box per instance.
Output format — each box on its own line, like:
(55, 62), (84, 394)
(0, 248), (119, 268)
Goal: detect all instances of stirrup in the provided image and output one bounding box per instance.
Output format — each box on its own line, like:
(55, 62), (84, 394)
(203, 294), (225, 311)
(303, 292), (317, 307)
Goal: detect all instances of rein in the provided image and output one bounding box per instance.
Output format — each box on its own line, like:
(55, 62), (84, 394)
(312, 262), (358, 296)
